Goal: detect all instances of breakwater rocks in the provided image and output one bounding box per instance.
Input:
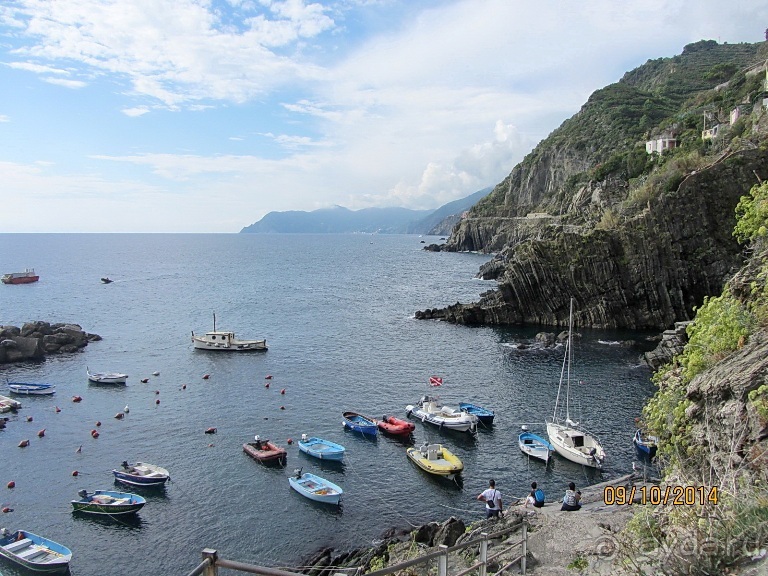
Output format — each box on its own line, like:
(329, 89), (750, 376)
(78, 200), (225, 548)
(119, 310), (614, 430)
(0, 321), (101, 364)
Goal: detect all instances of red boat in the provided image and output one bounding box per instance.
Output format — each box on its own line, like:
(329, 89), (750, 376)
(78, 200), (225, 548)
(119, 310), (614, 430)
(1, 269), (39, 285)
(377, 415), (416, 436)
(243, 436), (287, 465)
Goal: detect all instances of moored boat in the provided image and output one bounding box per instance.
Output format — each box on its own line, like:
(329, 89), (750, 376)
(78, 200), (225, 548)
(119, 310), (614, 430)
(191, 313), (267, 351)
(71, 489), (146, 515)
(0, 528), (72, 572)
(0, 394), (22, 411)
(518, 427), (555, 463)
(112, 461), (170, 487)
(458, 402), (495, 426)
(405, 396), (478, 433)
(406, 443), (464, 479)
(547, 298), (606, 469)
(297, 435), (345, 461)
(633, 429), (658, 461)
(1, 269), (39, 285)
(243, 436), (287, 465)
(8, 383), (56, 396)
(377, 415), (415, 436)
(87, 367), (128, 384)
(288, 469), (343, 505)
(342, 411), (378, 436)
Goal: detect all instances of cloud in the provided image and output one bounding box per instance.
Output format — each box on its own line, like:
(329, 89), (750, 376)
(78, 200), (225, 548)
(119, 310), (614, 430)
(121, 106), (151, 117)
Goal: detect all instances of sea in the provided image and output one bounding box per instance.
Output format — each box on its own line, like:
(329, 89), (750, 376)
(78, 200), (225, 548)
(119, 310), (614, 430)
(0, 233), (657, 576)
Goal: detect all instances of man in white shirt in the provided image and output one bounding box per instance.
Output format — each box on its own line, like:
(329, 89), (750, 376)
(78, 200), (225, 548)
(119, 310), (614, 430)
(477, 479), (503, 518)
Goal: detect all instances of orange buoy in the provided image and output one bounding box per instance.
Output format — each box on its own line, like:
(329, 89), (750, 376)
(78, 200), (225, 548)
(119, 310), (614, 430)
(72, 395), (82, 403)
(25, 416), (33, 422)
(114, 413), (124, 419)
(280, 388), (286, 395)
(154, 390), (160, 395)
(55, 406), (61, 413)
(264, 382), (270, 388)
(207, 443), (214, 447)
(7, 481), (15, 489)
(286, 438), (293, 445)
(155, 399), (160, 405)
(202, 374), (210, 380)
(204, 427), (217, 434)
(72, 470), (79, 477)
(91, 430), (99, 439)
(2, 507), (12, 513)
(140, 378), (149, 383)
(37, 429), (45, 438)
(18, 439), (29, 448)
(95, 421), (101, 427)
(280, 406), (285, 410)
(265, 375), (273, 380)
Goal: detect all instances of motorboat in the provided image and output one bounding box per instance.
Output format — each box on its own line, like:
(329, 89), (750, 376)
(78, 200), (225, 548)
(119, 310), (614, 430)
(243, 436), (287, 465)
(71, 489), (145, 515)
(405, 396), (478, 433)
(1, 269), (39, 284)
(112, 461), (170, 487)
(87, 367), (128, 384)
(376, 415), (415, 436)
(288, 469), (342, 505)
(192, 313), (267, 351)
(406, 443), (463, 479)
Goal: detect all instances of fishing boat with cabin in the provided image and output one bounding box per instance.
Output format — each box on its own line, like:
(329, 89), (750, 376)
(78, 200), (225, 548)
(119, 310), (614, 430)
(192, 313), (267, 351)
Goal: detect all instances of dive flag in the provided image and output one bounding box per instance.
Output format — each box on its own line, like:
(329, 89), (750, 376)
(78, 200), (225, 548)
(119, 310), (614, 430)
(429, 376), (443, 387)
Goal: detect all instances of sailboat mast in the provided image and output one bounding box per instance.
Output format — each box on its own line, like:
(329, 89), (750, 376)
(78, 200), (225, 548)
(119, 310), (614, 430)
(213, 312), (216, 332)
(565, 298), (573, 422)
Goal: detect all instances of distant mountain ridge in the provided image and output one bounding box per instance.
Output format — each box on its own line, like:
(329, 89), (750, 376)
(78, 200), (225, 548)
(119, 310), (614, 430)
(239, 188), (491, 234)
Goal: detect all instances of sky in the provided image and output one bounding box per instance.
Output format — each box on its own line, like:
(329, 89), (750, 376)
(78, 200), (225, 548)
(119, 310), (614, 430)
(0, 1), (765, 233)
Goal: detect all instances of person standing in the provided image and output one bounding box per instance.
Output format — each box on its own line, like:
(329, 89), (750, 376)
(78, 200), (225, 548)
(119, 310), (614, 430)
(477, 479), (503, 518)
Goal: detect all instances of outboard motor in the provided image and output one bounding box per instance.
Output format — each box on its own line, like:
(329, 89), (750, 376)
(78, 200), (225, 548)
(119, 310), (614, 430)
(121, 460), (129, 469)
(77, 489), (89, 499)
(293, 468), (303, 479)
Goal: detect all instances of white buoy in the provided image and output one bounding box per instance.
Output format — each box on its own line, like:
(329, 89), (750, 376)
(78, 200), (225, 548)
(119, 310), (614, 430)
(152, 371), (160, 376)
(124, 405), (130, 413)
(301, 433), (308, 441)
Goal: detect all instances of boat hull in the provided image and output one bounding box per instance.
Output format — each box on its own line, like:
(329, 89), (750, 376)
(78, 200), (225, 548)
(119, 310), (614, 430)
(518, 432), (554, 463)
(0, 530), (72, 573)
(289, 472), (342, 504)
(633, 430), (658, 461)
(8, 383), (56, 395)
(192, 333), (267, 351)
(112, 462), (170, 487)
(71, 490), (145, 515)
(298, 437), (345, 461)
(243, 442), (287, 464)
(459, 403), (495, 425)
(342, 412), (378, 436)
(377, 415), (415, 436)
(406, 444), (463, 478)
(1, 270), (39, 285)
(405, 401), (478, 433)
(547, 422), (605, 469)
(87, 368), (128, 384)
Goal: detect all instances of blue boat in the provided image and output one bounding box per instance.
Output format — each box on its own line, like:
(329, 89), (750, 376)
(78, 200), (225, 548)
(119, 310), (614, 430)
(7, 382), (56, 396)
(459, 402), (495, 425)
(298, 435), (346, 461)
(71, 489), (146, 515)
(112, 461), (170, 487)
(288, 469), (343, 505)
(0, 528), (72, 573)
(518, 429), (555, 463)
(633, 429), (658, 461)
(342, 411), (377, 436)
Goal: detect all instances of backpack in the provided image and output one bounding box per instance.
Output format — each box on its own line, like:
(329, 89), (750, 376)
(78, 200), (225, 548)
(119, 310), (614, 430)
(534, 489), (545, 503)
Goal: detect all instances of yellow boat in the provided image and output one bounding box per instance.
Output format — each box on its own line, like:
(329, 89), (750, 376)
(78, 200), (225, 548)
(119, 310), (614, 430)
(406, 443), (463, 478)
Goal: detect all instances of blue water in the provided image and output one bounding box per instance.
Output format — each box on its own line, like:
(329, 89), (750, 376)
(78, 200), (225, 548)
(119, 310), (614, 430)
(0, 234), (656, 576)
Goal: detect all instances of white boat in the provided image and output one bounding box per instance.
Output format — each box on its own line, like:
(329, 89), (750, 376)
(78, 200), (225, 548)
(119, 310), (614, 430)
(405, 395), (478, 433)
(191, 313), (267, 351)
(8, 383), (56, 396)
(0, 394), (22, 411)
(288, 469), (342, 505)
(518, 426), (555, 463)
(546, 299), (605, 469)
(87, 366), (128, 384)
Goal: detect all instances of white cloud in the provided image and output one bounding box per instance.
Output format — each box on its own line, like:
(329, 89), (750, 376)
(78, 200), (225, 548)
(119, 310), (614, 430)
(122, 106), (151, 117)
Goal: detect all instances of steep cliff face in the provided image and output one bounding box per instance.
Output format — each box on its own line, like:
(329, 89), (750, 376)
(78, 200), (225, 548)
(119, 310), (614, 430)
(417, 148), (768, 329)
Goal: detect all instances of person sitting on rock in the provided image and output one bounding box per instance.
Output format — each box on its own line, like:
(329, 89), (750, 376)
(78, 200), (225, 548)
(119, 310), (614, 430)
(561, 481), (581, 511)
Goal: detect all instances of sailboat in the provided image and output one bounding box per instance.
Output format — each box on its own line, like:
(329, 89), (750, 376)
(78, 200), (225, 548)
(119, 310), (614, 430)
(546, 298), (606, 469)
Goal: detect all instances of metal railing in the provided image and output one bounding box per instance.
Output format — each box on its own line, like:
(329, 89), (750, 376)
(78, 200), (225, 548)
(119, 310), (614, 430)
(186, 518), (527, 576)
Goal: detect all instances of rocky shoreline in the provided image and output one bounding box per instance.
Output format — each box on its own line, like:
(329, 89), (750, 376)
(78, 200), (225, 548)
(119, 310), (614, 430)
(0, 321), (101, 364)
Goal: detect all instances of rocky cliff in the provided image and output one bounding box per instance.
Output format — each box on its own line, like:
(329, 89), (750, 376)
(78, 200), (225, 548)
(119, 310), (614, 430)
(419, 40), (768, 330)
(0, 321), (100, 364)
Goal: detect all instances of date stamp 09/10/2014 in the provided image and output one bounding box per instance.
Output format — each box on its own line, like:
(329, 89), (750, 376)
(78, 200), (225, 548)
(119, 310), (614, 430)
(603, 485), (720, 506)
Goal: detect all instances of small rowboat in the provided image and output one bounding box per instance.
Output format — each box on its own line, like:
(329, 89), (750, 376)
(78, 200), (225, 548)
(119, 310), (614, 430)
(342, 411), (377, 437)
(243, 436), (287, 465)
(518, 428), (554, 463)
(112, 461), (170, 487)
(8, 382), (56, 396)
(71, 489), (146, 515)
(87, 366), (128, 384)
(298, 435), (345, 461)
(288, 469), (343, 505)
(0, 528), (72, 572)
(459, 402), (495, 426)
(377, 415), (415, 436)
(633, 429), (658, 461)
(406, 443), (463, 479)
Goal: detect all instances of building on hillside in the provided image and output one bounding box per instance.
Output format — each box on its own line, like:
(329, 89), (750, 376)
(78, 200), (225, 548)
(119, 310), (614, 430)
(730, 105), (750, 125)
(645, 133), (677, 155)
(702, 124), (721, 140)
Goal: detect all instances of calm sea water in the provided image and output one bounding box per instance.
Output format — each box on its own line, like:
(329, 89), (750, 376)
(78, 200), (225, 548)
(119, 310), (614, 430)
(0, 234), (656, 576)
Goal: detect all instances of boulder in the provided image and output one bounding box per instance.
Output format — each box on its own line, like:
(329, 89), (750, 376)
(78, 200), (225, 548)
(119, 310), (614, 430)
(0, 322), (100, 364)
